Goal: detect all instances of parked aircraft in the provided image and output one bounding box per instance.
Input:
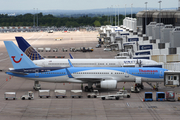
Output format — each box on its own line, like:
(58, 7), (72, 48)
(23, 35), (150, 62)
(4, 41), (168, 91)
(15, 37), (159, 67)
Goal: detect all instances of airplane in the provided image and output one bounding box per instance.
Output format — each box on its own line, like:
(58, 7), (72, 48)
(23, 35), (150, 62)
(15, 37), (159, 68)
(4, 41), (168, 92)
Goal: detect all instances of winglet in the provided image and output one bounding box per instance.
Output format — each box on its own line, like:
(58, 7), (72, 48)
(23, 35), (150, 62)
(68, 59), (74, 67)
(69, 53), (74, 59)
(15, 36), (44, 60)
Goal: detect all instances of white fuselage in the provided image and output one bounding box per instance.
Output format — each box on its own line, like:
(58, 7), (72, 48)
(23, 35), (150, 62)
(33, 59), (158, 67)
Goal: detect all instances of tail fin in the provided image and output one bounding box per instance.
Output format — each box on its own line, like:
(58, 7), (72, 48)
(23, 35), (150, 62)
(15, 37), (44, 60)
(4, 41), (39, 69)
(68, 59), (74, 67)
(69, 53), (74, 59)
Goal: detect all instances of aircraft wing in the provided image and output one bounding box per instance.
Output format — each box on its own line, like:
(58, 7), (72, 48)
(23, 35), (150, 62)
(6, 71), (29, 75)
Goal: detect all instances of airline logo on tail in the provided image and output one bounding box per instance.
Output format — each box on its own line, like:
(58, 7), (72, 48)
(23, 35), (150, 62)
(11, 54), (23, 63)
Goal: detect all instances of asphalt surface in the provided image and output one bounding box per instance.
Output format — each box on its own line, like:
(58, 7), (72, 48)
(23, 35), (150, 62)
(0, 31), (180, 120)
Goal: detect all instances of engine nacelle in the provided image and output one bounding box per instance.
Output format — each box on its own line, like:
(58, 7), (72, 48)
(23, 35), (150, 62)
(100, 80), (117, 89)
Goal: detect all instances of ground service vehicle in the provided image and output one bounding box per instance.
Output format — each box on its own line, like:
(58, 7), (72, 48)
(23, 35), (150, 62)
(98, 92), (123, 100)
(177, 93), (180, 101)
(156, 92), (165, 101)
(96, 44), (101, 48)
(21, 91), (34, 100)
(166, 91), (175, 102)
(131, 86), (140, 93)
(118, 90), (130, 98)
(82, 47), (93, 52)
(144, 92), (153, 101)
(87, 90), (99, 98)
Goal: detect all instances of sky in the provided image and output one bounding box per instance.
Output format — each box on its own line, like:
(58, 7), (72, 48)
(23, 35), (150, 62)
(0, 0), (178, 10)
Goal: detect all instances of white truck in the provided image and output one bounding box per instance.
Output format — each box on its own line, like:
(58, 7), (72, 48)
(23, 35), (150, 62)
(131, 86), (140, 93)
(97, 92), (124, 100)
(21, 91), (34, 100)
(118, 90), (131, 98)
(87, 90), (99, 98)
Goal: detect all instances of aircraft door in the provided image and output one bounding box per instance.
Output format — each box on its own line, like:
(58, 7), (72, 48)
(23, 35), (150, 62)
(159, 70), (163, 78)
(35, 69), (39, 77)
(125, 70), (129, 77)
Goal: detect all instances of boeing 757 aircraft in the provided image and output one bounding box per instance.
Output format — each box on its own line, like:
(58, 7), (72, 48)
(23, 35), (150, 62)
(15, 37), (158, 68)
(4, 41), (167, 91)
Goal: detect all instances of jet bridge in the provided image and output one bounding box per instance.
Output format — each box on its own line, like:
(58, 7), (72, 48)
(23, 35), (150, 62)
(164, 71), (180, 87)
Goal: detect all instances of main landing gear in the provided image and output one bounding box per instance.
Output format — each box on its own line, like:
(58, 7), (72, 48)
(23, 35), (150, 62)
(33, 81), (41, 91)
(84, 83), (93, 92)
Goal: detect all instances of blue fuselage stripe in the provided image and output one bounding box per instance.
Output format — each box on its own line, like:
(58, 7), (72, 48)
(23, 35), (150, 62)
(7, 67), (167, 79)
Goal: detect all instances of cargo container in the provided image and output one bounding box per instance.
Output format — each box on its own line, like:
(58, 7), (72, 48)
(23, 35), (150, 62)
(156, 92), (165, 101)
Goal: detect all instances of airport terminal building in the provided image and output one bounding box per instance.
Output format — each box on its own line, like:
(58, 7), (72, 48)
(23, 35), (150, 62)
(136, 9), (180, 34)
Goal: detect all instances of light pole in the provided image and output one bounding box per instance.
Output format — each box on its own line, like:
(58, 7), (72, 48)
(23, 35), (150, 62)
(131, 4), (133, 30)
(118, 5), (119, 26)
(37, 8), (38, 27)
(158, 1), (162, 40)
(33, 8), (35, 27)
(145, 2), (148, 34)
(107, 7), (109, 22)
(131, 4), (133, 18)
(112, 5), (113, 25)
(110, 6), (111, 24)
(125, 4), (126, 18)
(115, 5), (116, 26)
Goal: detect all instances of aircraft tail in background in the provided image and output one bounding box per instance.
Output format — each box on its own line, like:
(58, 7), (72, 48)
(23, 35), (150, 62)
(15, 37), (44, 60)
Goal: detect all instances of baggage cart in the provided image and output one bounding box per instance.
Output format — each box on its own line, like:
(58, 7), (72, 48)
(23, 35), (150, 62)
(54, 90), (66, 98)
(144, 92), (153, 101)
(166, 91), (175, 102)
(156, 92), (165, 101)
(39, 90), (50, 98)
(4, 92), (16, 100)
(71, 90), (82, 98)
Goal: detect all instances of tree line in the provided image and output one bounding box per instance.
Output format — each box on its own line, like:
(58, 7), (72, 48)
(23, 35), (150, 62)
(0, 13), (135, 27)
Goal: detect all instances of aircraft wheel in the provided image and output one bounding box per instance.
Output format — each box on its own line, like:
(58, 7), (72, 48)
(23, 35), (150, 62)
(85, 86), (88, 92)
(116, 97), (119, 100)
(89, 88), (93, 92)
(102, 97), (105, 100)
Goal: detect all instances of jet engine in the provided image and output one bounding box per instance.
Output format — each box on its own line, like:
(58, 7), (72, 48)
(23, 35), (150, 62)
(99, 80), (117, 89)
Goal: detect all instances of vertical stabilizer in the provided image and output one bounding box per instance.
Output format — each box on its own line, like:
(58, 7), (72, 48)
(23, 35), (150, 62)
(4, 41), (39, 69)
(15, 37), (44, 60)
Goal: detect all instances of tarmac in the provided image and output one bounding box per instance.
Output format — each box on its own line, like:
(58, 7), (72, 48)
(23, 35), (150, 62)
(0, 31), (180, 120)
